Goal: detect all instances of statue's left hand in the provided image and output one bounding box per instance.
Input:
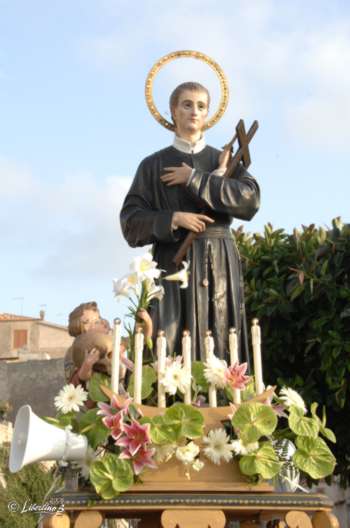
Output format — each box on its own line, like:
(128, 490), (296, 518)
(161, 163), (192, 186)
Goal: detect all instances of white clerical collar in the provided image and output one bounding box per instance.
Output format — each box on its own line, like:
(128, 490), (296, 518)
(173, 135), (206, 154)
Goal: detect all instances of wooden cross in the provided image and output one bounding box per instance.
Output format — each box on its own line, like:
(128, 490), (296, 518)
(173, 119), (259, 267)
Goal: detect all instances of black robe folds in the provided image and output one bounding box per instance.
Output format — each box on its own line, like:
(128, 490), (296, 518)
(120, 144), (260, 363)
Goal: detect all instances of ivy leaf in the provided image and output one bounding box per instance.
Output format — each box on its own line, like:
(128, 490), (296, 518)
(288, 405), (319, 438)
(163, 403), (204, 439)
(88, 372), (111, 402)
(293, 436), (336, 479)
(232, 403), (277, 443)
(90, 454), (134, 499)
(239, 442), (281, 479)
(128, 365), (157, 400)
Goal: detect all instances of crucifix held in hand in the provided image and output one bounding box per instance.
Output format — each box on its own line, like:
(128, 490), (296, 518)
(173, 119), (259, 267)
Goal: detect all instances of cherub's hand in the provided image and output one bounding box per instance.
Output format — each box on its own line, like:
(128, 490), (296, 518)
(160, 163), (192, 186)
(78, 348), (100, 381)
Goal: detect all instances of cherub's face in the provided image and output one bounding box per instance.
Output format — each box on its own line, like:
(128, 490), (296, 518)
(172, 89), (209, 137)
(80, 309), (101, 333)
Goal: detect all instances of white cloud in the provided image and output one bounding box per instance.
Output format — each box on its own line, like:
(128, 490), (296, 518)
(0, 156), (136, 279)
(79, 1), (350, 152)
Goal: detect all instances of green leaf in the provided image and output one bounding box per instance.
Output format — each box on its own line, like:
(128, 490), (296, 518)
(232, 403), (277, 443)
(163, 403), (204, 439)
(150, 415), (180, 445)
(293, 436), (336, 479)
(192, 361), (209, 391)
(77, 409), (109, 449)
(310, 403), (336, 443)
(128, 365), (157, 400)
(90, 454), (134, 499)
(88, 372), (111, 402)
(239, 442), (281, 479)
(288, 406), (319, 438)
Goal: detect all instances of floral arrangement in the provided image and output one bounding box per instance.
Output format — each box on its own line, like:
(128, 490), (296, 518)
(47, 252), (336, 499)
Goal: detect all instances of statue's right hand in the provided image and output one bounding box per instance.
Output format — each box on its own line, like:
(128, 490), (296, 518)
(172, 212), (214, 233)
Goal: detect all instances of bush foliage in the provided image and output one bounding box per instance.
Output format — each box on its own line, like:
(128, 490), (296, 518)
(0, 445), (55, 528)
(235, 218), (350, 486)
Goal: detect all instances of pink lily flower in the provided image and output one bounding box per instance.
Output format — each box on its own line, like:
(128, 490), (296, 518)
(120, 445), (157, 475)
(102, 410), (125, 440)
(115, 420), (151, 456)
(97, 395), (132, 418)
(225, 362), (250, 390)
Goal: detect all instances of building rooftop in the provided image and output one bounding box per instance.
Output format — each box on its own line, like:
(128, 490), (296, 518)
(0, 313), (39, 322)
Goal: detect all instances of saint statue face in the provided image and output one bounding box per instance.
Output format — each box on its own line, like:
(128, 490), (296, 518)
(172, 89), (209, 139)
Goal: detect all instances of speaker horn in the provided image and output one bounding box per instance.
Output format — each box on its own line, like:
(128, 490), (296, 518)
(9, 405), (88, 473)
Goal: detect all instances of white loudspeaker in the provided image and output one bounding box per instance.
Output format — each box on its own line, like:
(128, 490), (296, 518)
(9, 405), (88, 473)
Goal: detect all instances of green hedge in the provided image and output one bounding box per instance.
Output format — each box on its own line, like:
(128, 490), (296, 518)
(235, 218), (350, 486)
(0, 445), (55, 528)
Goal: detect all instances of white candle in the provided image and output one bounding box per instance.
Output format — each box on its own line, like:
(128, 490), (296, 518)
(182, 330), (192, 405)
(157, 330), (167, 408)
(252, 319), (264, 395)
(205, 330), (217, 408)
(134, 327), (144, 404)
(229, 327), (241, 404)
(111, 318), (121, 395)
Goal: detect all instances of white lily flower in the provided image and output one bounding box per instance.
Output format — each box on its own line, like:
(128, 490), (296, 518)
(54, 384), (88, 414)
(203, 428), (235, 465)
(164, 261), (189, 289)
(144, 278), (165, 302)
(203, 355), (227, 388)
(279, 387), (307, 414)
(130, 252), (161, 281)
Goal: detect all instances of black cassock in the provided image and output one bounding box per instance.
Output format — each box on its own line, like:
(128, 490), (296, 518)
(120, 143), (260, 364)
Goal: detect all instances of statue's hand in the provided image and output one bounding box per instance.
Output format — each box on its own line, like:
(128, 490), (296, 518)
(161, 163), (192, 186)
(218, 146), (232, 172)
(78, 348), (100, 381)
(172, 212), (214, 233)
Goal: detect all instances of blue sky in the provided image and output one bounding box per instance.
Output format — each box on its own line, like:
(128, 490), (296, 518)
(1, 0), (349, 326)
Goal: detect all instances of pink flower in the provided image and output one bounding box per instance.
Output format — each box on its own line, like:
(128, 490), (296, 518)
(225, 362), (250, 390)
(97, 395), (132, 418)
(272, 403), (288, 418)
(102, 411), (125, 440)
(120, 445), (157, 475)
(115, 420), (151, 456)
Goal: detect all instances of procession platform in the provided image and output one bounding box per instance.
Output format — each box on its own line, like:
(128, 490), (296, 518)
(44, 490), (340, 527)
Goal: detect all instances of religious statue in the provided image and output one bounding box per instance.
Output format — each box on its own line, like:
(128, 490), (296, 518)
(120, 51), (260, 364)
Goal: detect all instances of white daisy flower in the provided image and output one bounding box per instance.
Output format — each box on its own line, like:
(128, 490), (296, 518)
(203, 428), (235, 465)
(54, 384), (88, 414)
(203, 356), (227, 388)
(161, 360), (191, 395)
(130, 252), (161, 281)
(164, 261), (189, 289)
(175, 442), (200, 465)
(279, 387), (307, 414)
(231, 439), (259, 456)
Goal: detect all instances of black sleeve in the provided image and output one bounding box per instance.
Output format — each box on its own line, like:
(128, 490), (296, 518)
(186, 163), (260, 221)
(120, 158), (179, 247)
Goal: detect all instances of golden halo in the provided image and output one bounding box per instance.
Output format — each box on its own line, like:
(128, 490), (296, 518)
(145, 50), (229, 131)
